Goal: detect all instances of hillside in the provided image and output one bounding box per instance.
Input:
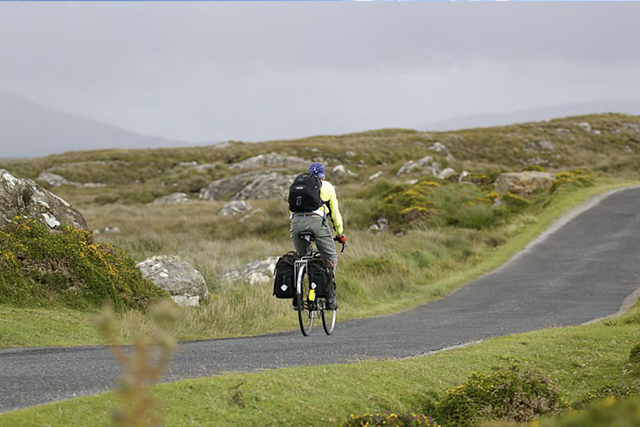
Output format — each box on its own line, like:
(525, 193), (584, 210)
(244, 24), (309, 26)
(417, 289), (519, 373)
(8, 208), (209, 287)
(421, 99), (640, 132)
(0, 89), (185, 158)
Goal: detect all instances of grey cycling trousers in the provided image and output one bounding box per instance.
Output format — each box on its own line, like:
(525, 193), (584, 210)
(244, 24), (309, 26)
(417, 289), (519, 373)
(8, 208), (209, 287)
(290, 215), (338, 269)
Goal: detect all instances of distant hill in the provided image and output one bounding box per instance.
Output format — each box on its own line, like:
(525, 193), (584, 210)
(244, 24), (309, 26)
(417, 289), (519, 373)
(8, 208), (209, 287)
(0, 89), (188, 158)
(421, 99), (640, 132)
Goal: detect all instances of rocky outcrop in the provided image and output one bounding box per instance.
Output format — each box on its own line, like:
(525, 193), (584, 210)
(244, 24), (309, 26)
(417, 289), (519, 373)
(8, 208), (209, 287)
(37, 171), (107, 189)
(137, 255), (208, 307)
(220, 200), (252, 216)
(396, 156), (442, 177)
(220, 257), (279, 286)
(623, 122), (640, 133)
(427, 142), (455, 162)
(151, 193), (190, 205)
(495, 172), (555, 197)
(199, 171), (294, 201)
(0, 169), (88, 230)
(229, 152), (308, 170)
(523, 140), (555, 152)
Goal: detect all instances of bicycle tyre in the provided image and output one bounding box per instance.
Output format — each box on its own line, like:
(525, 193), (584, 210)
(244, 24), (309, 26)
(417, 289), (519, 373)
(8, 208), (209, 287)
(297, 264), (314, 336)
(321, 306), (336, 335)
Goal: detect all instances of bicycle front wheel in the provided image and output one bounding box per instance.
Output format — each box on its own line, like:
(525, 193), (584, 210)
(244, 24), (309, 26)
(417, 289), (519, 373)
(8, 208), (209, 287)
(297, 264), (314, 336)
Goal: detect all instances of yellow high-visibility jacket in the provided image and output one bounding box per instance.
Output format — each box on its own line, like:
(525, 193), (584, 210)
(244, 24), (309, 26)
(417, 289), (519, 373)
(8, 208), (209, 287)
(318, 180), (344, 235)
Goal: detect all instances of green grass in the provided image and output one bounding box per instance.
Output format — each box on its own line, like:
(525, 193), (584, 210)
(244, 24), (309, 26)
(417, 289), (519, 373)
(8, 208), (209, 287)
(1, 320), (637, 426)
(1, 181), (637, 348)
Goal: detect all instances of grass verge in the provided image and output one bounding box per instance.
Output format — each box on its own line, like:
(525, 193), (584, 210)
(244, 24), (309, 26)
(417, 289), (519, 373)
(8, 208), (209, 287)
(1, 319), (638, 426)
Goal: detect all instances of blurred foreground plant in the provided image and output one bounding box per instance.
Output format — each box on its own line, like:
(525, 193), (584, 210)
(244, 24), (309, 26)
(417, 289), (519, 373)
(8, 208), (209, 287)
(94, 300), (179, 427)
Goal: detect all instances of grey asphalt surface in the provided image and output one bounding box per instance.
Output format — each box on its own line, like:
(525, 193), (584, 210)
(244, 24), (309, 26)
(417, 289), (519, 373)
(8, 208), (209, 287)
(2, 187), (640, 413)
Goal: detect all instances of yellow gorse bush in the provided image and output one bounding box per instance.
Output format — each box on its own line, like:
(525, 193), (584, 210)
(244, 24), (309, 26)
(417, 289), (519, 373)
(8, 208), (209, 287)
(0, 217), (166, 310)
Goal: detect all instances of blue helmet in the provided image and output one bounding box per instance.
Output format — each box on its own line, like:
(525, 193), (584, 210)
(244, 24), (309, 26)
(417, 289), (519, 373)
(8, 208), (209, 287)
(308, 162), (325, 179)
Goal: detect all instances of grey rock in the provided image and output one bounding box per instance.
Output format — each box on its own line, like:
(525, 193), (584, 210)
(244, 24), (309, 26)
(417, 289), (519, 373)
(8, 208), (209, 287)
(220, 200), (252, 216)
(495, 172), (555, 197)
(0, 169), (88, 231)
(523, 157), (550, 167)
(369, 171), (383, 181)
(369, 218), (389, 233)
(624, 145), (634, 154)
(345, 151), (356, 157)
(623, 123), (640, 132)
(220, 257), (279, 286)
(200, 171), (293, 201)
(437, 167), (457, 180)
(427, 142), (455, 162)
(330, 165), (356, 180)
(37, 171), (70, 187)
(177, 161), (199, 167)
(137, 255), (209, 307)
(555, 128), (572, 134)
(396, 156), (434, 177)
(37, 171), (106, 189)
(151, 193), (190, 205)
(576, 122), (592, 132)
(229, 152), (308, 170)
(458, 171), (471, 183)
(103, 226), (120, 234)
(231, 172), (295, 201)
(537, 140), (555, 151)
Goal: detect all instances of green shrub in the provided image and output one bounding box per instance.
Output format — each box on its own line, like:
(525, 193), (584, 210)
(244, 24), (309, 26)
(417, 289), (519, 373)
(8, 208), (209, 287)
(538, 395), (640, 427)
(344, 411), (440, 426)
(550, 170), (595, 194)
(0, 217), (166, 310)
(572, 381), (639, 410)
(432, 366), (563, 427)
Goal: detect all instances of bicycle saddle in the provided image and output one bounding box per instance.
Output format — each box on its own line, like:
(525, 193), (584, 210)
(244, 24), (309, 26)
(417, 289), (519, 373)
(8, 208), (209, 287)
(298, 231), (315, 242)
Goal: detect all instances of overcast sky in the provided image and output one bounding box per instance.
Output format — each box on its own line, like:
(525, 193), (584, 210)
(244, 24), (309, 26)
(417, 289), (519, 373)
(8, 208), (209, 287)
(1, 2), (640, 144)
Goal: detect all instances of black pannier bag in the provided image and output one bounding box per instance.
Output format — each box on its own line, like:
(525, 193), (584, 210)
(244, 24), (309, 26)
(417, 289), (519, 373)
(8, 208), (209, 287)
(288, 173), (323, 213)
(307, 254), (334, 298)
(273, 252), (297, 299)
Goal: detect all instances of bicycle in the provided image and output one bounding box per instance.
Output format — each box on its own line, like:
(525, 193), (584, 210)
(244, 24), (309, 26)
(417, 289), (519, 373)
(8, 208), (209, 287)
(295, 231), (345, 336)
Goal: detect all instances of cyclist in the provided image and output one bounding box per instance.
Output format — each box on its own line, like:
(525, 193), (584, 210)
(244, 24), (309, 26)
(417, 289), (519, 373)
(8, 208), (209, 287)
(290, 162), (346, 310)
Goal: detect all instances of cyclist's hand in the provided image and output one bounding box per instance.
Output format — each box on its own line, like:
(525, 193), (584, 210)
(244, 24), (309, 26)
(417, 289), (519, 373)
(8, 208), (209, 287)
(336, 235), (347, 244)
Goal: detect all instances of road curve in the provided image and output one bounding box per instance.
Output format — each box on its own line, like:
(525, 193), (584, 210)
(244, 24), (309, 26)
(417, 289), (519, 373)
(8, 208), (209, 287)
(2, 187), (640, 413)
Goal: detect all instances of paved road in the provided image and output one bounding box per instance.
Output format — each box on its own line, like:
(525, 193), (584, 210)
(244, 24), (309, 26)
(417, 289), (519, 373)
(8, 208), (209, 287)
(2, 187), (640, 413)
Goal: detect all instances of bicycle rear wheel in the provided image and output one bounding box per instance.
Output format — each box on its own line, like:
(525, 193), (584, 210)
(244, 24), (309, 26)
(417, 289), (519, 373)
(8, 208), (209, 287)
(321, 306), (336, 335)
(297, 264), (314, 336)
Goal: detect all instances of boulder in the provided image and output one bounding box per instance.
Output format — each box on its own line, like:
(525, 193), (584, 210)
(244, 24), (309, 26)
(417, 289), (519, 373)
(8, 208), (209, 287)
(0, 169), (88, 231)
(495, 172), (555, 197)
(576, 122), (592, 132)
(37, 171), (107, 189)
(524, 140), (555, 152)
(229, 152), (308, 170)
(369, 218), (389, 233)
(137, 255), (209, 307)
(437, 167), (457, 180)
(199, 171), (294, 201)
(396, 156), (436, 177)
(151, 193), (190, 205)
(220, 200), (252, 216)
(231, 172), (295, 201)
(330, 165), (356, 181)
(427, 142), (455, 162)
(220, 257), (279, 286)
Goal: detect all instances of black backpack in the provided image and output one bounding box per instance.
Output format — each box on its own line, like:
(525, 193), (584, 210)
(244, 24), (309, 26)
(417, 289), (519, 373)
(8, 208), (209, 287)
(273, 252), (297, 299)
(288, 174), (323, 213)
(307, 254), (334, 298)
